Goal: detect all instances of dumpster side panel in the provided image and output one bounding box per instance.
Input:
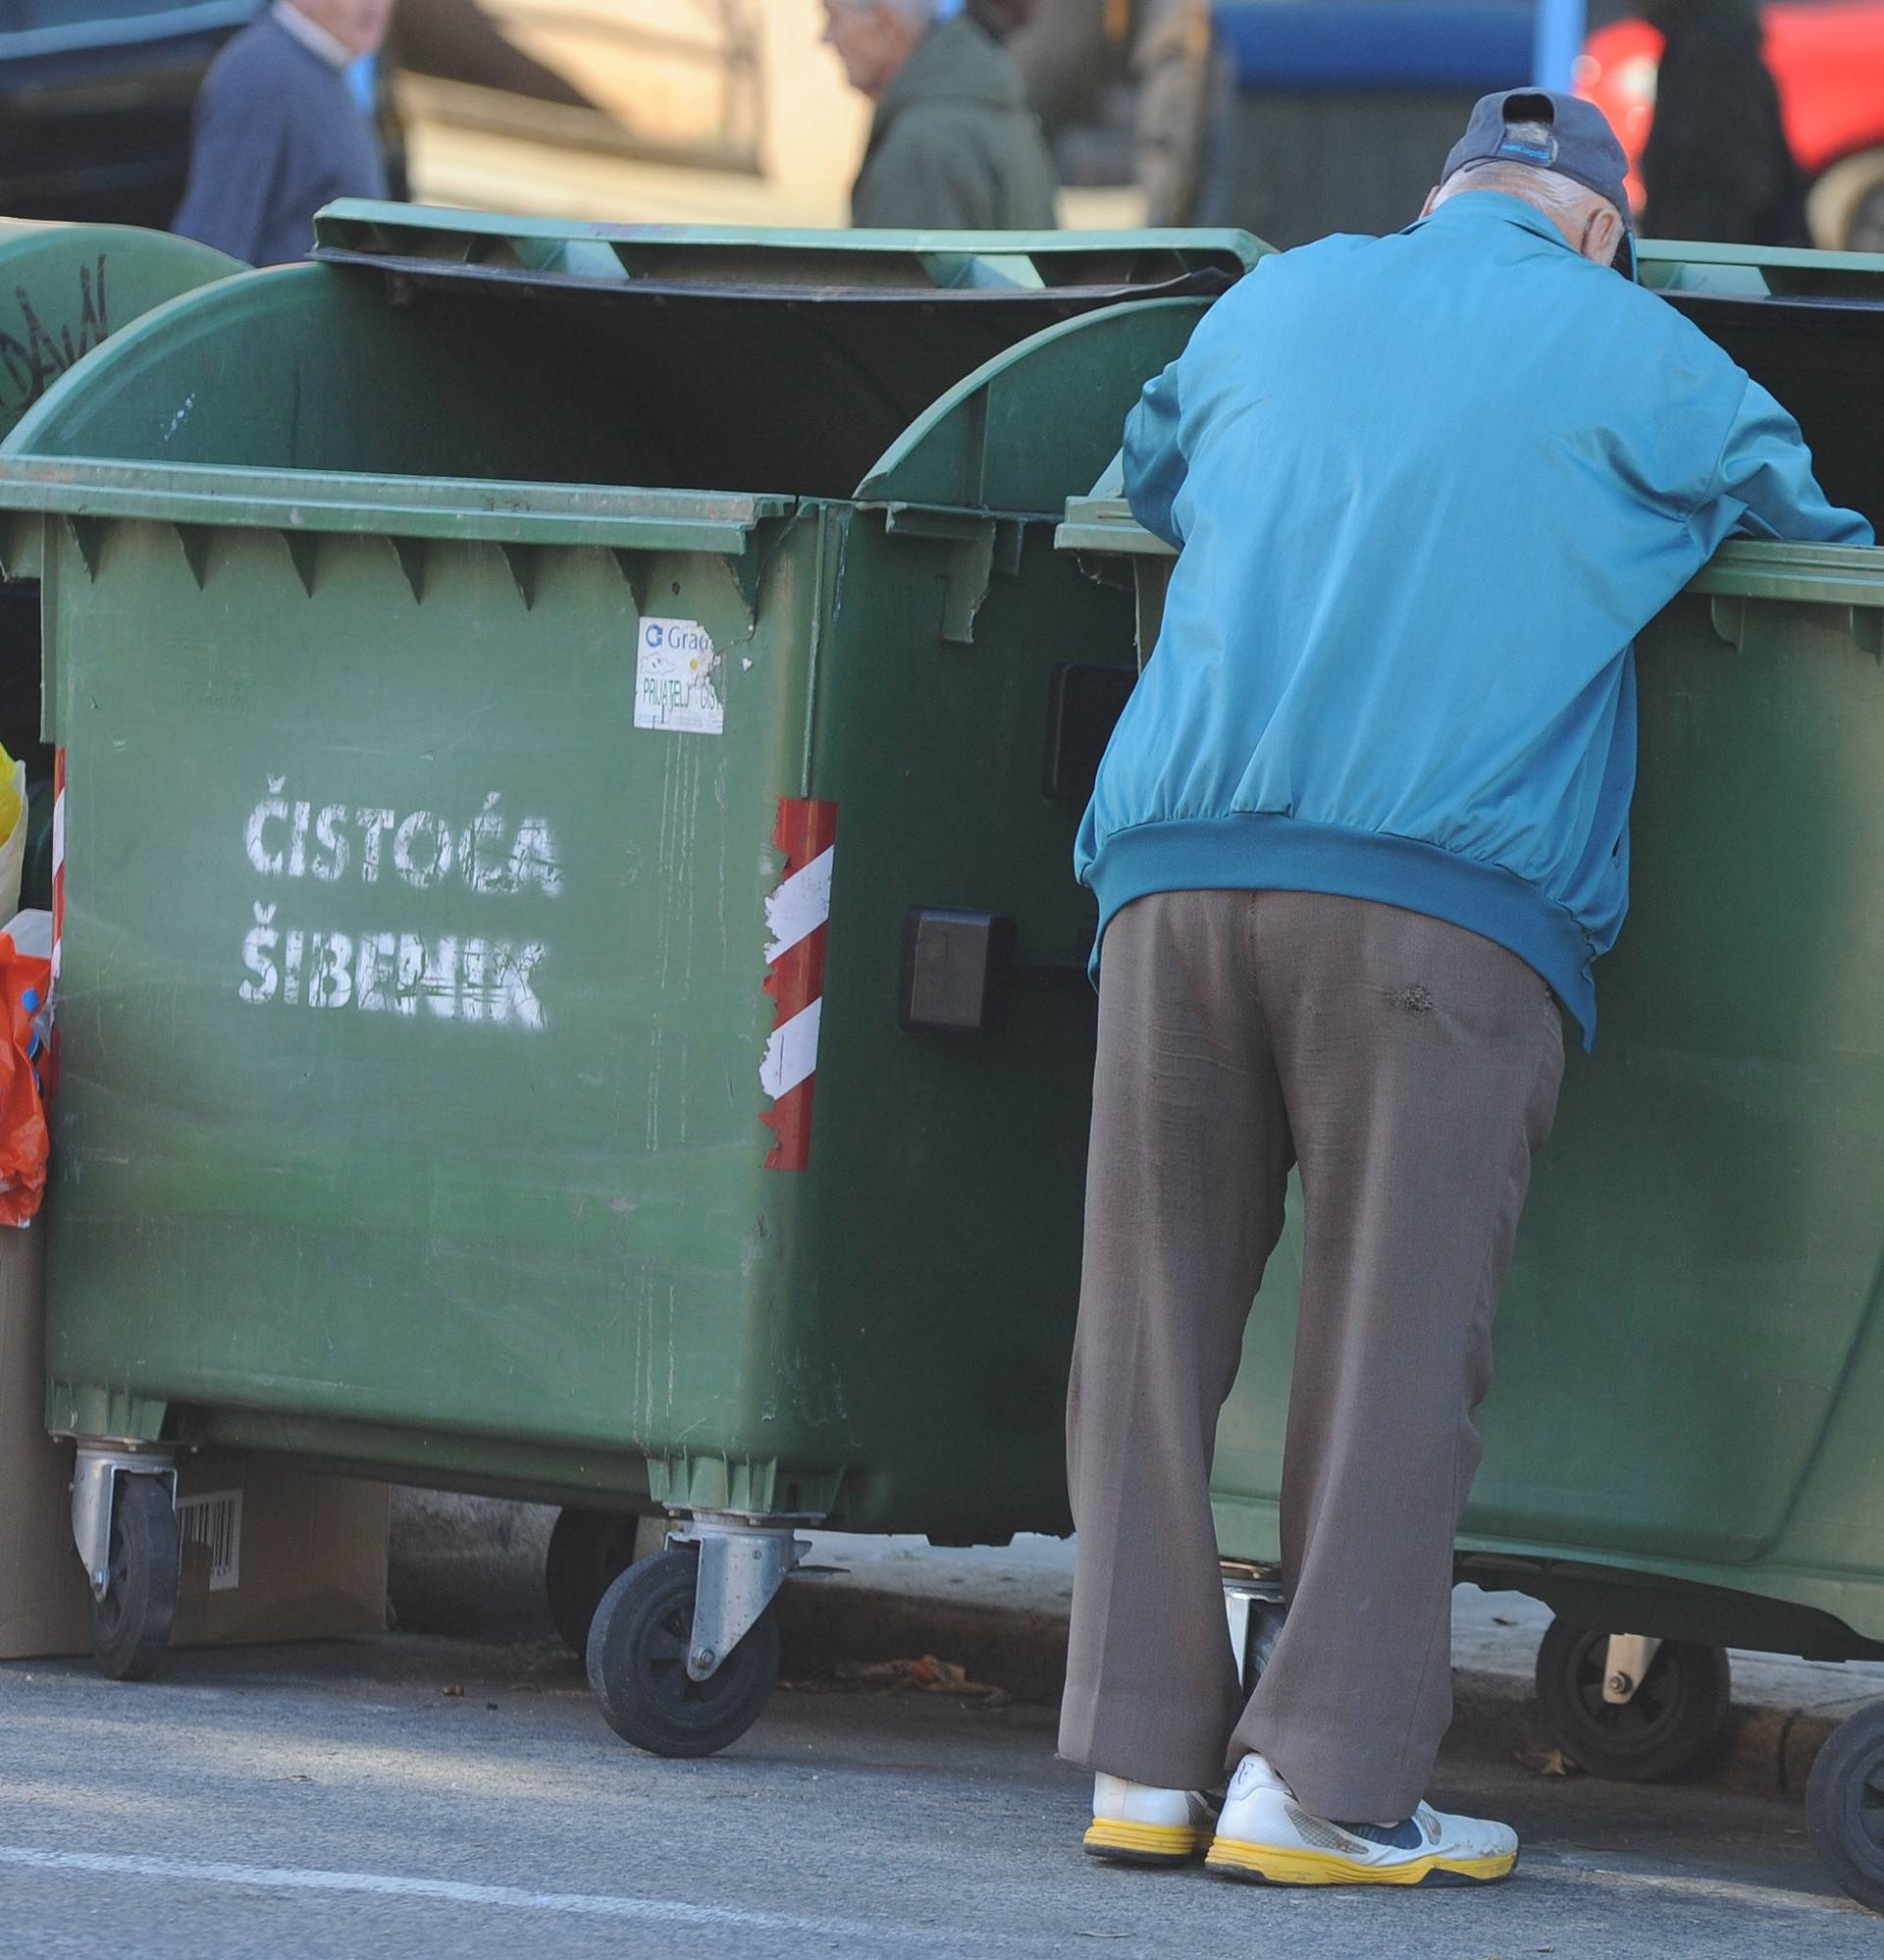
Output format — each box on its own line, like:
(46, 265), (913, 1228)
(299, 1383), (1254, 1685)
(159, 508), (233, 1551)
(1474, 585), (1884, 1568)
(747, 507), (1136, 1541)
(1070, 497), (1884, 1638)
(1211, 573), (1884, 1635)
(42, 509), (822, 1495)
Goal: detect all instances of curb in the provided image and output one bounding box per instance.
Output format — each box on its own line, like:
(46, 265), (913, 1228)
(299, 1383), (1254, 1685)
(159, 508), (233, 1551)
(776, 1577), (1852, 1801)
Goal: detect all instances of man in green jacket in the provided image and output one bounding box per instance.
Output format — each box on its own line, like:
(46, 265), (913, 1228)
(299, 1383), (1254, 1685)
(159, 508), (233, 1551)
(822, 0), (1059, 229)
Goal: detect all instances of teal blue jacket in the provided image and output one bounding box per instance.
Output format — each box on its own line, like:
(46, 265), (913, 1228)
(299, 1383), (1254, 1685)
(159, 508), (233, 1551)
(1077, 192), (1872, 1042)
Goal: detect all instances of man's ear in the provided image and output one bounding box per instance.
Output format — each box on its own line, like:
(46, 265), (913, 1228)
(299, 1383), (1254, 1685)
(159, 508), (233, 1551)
(1582, 204), (1625, 267)
(1419, 185), (1440, 219)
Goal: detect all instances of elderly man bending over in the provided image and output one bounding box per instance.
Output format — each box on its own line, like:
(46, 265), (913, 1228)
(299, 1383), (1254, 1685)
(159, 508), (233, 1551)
(1064, 90), (1870, 1888)
(821, 0), (1057, 229)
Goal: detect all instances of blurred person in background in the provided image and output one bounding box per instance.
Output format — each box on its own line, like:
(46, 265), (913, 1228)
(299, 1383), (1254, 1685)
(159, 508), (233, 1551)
(1008, 0), (1216, 225)
(174, 0), (392, 266)
(822, 0), (1059, 228)
(1639, 0), (1808, 245)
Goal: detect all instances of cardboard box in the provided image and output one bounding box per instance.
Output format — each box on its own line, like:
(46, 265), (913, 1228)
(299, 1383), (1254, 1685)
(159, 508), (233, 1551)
(0, 1224), (390, 1662)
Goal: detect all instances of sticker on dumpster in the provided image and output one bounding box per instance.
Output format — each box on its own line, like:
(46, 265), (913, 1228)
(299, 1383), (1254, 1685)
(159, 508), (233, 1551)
(635, 618), (723, 736)
(235, 777), (562, 1030)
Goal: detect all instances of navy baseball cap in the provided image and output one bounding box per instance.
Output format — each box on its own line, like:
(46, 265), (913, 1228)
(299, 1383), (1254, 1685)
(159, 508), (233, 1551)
(1442, 89), (1636, 271)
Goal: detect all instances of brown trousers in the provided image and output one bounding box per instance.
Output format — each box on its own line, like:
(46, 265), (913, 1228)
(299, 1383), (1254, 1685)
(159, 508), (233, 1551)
(1059, 889), (1564, 1823)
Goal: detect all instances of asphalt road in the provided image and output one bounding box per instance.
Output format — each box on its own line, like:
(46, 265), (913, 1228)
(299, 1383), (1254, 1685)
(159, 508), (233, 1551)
(0, 1630), (1876, 1959)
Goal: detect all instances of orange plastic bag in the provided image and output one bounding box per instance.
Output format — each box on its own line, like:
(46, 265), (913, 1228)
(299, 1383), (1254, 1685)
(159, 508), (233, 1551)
(0, 921), (52, 1227)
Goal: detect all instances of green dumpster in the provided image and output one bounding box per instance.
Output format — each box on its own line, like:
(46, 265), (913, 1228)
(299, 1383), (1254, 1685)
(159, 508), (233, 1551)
(1058, 238), (1884, 1912)
(0, 206), (1264, 1750)
(0, 220), (238, 905)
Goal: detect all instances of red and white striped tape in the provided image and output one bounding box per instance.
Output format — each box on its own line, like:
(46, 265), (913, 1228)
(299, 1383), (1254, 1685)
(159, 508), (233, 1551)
(759, 798), (836, 1173)
(47, 748), (64, 1098)
(50, 749), (64, 993)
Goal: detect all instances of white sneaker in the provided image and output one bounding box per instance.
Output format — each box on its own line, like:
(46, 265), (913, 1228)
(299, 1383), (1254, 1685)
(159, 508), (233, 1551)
(1084, 1773), (1220, 1866)
(1206, 1753), (1519, 1887)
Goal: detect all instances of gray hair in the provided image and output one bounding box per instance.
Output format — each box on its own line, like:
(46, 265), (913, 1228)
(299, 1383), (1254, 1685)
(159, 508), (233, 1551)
(1433, 122), (1622, 232)
(832, 0), (940, 19)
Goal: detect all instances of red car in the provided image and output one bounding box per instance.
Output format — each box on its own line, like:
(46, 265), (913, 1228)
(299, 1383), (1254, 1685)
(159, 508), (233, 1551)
(1578, 2), (1884, 250)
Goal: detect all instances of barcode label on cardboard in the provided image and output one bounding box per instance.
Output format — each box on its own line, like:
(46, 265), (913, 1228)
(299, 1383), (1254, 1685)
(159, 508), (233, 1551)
(177, 1488), (242, 1593)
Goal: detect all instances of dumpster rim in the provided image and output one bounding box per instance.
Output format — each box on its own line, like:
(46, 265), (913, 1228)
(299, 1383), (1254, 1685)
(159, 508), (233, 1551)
(1639, 237), (1884, 284)
(1053, 497), (1884, 607)
(0, 456), (795, 554)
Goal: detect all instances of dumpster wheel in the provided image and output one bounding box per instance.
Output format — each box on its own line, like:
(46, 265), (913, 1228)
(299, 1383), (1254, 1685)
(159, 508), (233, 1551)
(87, 1473), (181, 1682)
(587, 1546), (779, 1757)
(546, 1508), (642, 1659)
(1534, 1617), (1730, 1783)
(1806, 1700), (1884, 1914)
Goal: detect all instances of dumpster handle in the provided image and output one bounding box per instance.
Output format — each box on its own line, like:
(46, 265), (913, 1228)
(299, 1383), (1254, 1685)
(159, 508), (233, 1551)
(876, 505), (1030, 647)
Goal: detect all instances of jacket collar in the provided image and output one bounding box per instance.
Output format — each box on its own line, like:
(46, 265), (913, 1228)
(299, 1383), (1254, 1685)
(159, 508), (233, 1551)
(1411, 190), (1583, 253)
(271, 0), (351, 71)
(873, 14), (1020, 129)
(1413, 188), (1639, 280)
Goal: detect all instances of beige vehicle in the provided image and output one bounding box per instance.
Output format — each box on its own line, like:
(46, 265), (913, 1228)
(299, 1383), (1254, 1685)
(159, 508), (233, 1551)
(389, 0), (1213, 228)
(391, 0), (864, 224)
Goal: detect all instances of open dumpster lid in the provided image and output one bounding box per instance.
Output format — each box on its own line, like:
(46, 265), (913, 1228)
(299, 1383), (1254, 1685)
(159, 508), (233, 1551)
(0, 219), (238, 447)
(1639, 238), (1884, 304)
(1637, 239), (1884, 532)
(308, 203), (1266, 307)
(1, 209), (1270, 506)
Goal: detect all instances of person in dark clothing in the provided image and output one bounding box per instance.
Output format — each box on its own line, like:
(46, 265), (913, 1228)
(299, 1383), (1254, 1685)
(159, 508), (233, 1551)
(1639, 0), (1808, 245)
(1006, 0), (1216, 222)
(174, 0), (392, 267)
(822, 0), (1059, 230)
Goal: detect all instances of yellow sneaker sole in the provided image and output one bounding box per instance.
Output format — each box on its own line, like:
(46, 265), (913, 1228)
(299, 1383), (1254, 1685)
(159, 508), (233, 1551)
(1206, 1835), (1517, 1887)
(1083, 1816), (1213, 1866)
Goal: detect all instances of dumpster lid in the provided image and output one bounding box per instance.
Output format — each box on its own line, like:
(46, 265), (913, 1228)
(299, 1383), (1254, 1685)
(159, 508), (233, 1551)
(2, 212), (1268, 513)
(1639, 238), (1884, 304)
(1639, 239), (1884, 532)
(308, 203), (1265, 306)
(857, 296), (1216, 517)
(0, 220), (239, 447)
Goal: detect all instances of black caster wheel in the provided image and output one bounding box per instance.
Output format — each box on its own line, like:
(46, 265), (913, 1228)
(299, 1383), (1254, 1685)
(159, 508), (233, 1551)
(586, 1545), (779, 1758)
(545, 1508), (642, 1659)
(1534, 1617), (1731, 1783)
(1806, 1700), (1884, 1914)
(88, 1473), (180, 1682)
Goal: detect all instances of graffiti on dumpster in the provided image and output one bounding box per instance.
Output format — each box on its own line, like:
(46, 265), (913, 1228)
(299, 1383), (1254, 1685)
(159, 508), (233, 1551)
(0, 258), (110, 419)
(236, 777), (561, 1028)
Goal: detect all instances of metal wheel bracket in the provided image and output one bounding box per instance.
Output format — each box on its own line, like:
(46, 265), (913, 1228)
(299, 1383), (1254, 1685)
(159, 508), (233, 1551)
(671, 1513), (810, 1682)
(70, 1446), (178, 1601)
(1601, 1632), (1665, 1707)
(1223, 1568), (1286, 1696)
